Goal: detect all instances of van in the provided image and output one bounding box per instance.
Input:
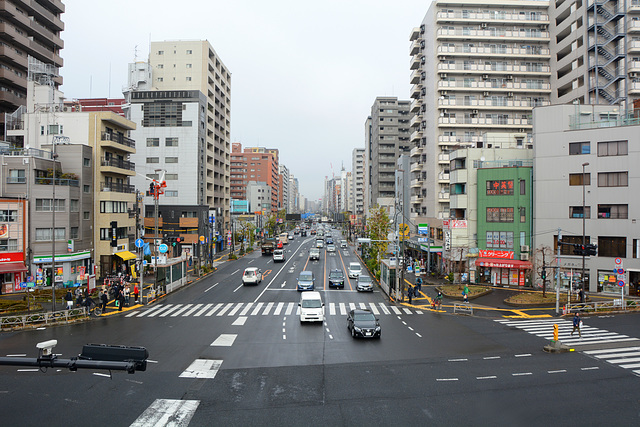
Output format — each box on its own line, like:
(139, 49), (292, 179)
(299, 291), (324, 323)
(297, 271), (315, 291)
(273, 249), (286, 262)
(316, 238), (324, 248)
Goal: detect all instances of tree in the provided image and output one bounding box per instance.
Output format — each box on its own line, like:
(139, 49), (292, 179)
(534, 244), (554, 298)
(235, 219), (254, 254)
(365, 205), (391, 274)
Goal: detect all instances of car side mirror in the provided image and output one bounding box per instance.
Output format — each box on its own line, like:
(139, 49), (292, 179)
(298, 303), (301, 306)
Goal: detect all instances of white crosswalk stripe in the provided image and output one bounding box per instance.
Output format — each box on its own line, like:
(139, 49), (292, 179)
(131, 301), (423, 318)
(584, 347), (640, 374)
(495, 318), (640, 347)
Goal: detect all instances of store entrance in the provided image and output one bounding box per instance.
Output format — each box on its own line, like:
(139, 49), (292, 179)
(629, 270), (640, 296)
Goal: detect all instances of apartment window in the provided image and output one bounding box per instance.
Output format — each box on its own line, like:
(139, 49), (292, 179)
(165, 157), (178, 163)
(100, 201), (127, 213)
(83, 185), (90, 193)
(598, 140), (627, 156)
(83, 158), (90, 167)
(0, 239), (18, 251)
(569, 141), (590, 155)
(181, 121), (192, 126)
(633, 239), (640, 258)
(186, 64), (192, 68)
(35, 199), (65, 212)
(83, 211), (90, 220)
(165, 190), (178, 197)
(35, 228), (65, 241)
(598, 172), (628, 187)
(598, 204), (628, 219)
(48, 124), (62, 135)
(146, 138), (160, 147)
(0, 210), (17, 222)
(165, 174), (178, 180)
(158, 50), (164, 55)
(520, 207), (526, 222)
(486, 207), (514, 223)
(70, 227), (79, 239)
(186, 77), (192, 81)
(486, 231), (513, 249)
(570, 206), (591, 218)
(70, 200), (79, 212)
(157, 77), (163, 82)
(40, 125), (44, 135)
(598, 236), (626, 257)
(569, 173), (590, 186)
(147, 157), (160, 163)
(186, 50), (192, 54)
(165, 137), (179, 146)
(158, 64), (164, 69)
(520, 179), (526, 195)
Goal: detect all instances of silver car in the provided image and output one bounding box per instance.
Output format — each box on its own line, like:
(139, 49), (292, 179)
(356, 275), (374, 292)
(348, 262), (362, 278)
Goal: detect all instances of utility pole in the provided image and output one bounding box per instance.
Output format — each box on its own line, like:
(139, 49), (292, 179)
(581, 162), (589, 297)
(555, 228), (562, 315)
(50, 146), (58, 311)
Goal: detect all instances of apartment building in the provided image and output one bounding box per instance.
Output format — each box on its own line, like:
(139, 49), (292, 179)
(550, 0), (640, 107)
(533, 104), (640, 295)
(230, 143), (279, 212)
(148, 40), (231, 233)
(351, 148), (365, 216)
(0, 1), (64, 133)
(368, 97), (411, 206)
(278, 164), (289, 212)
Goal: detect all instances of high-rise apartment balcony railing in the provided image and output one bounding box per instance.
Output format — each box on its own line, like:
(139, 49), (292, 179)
(438, 173), (450, 183)
(410, 39), (421, 56)
(410, 162), (422, 173)
(437, 62), (550, 74)
(410, 146), (423, 157)
(410, 179), (423, 188)
(411, 195), (424, 204)
(629, 61), (640, 72)
(629, 81), (640, 93)
(438, 98), (550, 109)
(437, 28), (549, 41)
(410, 98), (422, 112)
(410, 69), (422, 85)
(410, 27), (421, 41)
(410, 114), (423, 128)
(35, 178), (79, 187)
(436, 11), (549, 24)
(437, 45), (550, 57)
(100, 157), (136, 172)
(629, 40), (640, 52)
(410, 83), (423, 98)
(101, 132), (136, 149)
(438, 80), (551, 91)
(438, 192), (450, 201)
(438, 153), (450, 164)
(410, 130), (423, 142)
(100, 181), (136, 194)
(438, 116), (532, 127)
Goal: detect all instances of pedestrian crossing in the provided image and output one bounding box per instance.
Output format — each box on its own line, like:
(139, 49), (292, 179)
(495, 318), (640, 348)
(125, 302), (421, 318)
(583, 347), (640, 377)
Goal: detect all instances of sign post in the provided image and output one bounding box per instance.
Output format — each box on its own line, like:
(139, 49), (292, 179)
(615, 257), (624, 309)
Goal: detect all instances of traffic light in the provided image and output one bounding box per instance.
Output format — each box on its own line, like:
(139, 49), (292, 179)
(541, 268), (546, 280)
(585, 244), (597, 256)
(172, 237), (182, 247)
(149, 182), (155, 197)
(573, 244), (586, 256)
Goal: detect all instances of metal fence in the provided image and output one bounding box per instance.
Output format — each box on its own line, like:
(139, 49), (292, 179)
(0, 308), (87, 330)
(454, 303), (473, 315)
(566, 299), (636, 313)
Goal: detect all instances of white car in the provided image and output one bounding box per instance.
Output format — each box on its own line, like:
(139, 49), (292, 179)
(348, 262), (362, 278)
(326, 244), (336, 252)
(273, 249), (286, 263)
(242, 267), (263, 285)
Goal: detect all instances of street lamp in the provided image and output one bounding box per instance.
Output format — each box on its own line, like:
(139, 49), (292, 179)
(581, 162), (589, 298)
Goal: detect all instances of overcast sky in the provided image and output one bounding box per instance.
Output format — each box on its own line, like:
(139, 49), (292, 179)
(61, 0), (428, 201)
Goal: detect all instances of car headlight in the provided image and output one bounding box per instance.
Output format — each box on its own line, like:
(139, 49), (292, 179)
(375, 326), (381, 331)
(354, 326), (362, 332)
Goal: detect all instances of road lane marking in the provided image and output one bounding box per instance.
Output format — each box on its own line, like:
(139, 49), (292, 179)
(581, 367), (599, 371)
(339, 303), (346, 315)
(216, 303), (234, 316)
(131, 399), (199, 427)
(359, 303), (367, 309)
(194, 304), (213, 317)
(228, 303), (244, 316)
(436, 378), (458, 382)
(205, 303), (224, 316)
(403, 308), (412, 314)
(477, 376), (497, 380)
(171, 304), (193, 317)
(159, 304), (183, 317)
(204, 283), (219, 292)
(273, 302), (285, 316)
(239, 303), (253, 316)
(231, 269), (239, 275)
(6, 354), (26, 357)
(211, 334), (237, 347)
(548, 370), (566, 374)
(232, 317), (247, 326)
(379, 303), (390, 315)
(390, 306), (402, 315)
(329, 303), (336, 316)
(251, 302), (264, 316)
(125, 311), (139, 317)
(483, 356), (501, 360)
(515, 354), (532, 358)
(448, 358), (468, 362)
(143, 304), (169, 317)
(512, 372), (532, 376)
(369, 303), (379, 315)
(285, 302), (295, 316)
(233, 284), (243, 293)
(262, 302), (274, 315)
(182, 304), (203, 317)
(179, 359), (222, 379)
(416, 333), (422, 338)
(349, 303), (356, 311)
(17, 369), (39, 372)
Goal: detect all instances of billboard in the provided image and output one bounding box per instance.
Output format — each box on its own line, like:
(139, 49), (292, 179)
(286, 214), (301, 221)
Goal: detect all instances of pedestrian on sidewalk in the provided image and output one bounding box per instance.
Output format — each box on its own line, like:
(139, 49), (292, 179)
(571, 312), (582, 337)
(100, 290), (108, 312)
(124, 285), (130, 307)
(415, 277), (422, 294)
(436, 291), (443, 310)
(116, 287), (124, 311)
(133, 284), (139, 304)
(463, 284), (469, 303)
(64, 290), (73, 310)
(407, 285), (413, 304)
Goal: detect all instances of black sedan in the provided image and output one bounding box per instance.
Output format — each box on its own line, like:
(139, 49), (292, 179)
(347, 309), (381, 339)
(328, 269), (345, 289)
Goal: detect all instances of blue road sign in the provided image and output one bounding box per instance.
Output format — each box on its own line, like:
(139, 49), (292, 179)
(159, 243), (168, 254)
(135, 238), (144, 248)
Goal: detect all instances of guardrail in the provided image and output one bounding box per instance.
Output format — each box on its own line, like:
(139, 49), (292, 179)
(454, 303), (473, 315)
(566, 299), (635, 313)
(0, 308), (86, 330)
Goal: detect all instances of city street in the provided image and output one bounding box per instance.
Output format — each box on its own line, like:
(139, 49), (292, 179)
(1, 232), (639, 426)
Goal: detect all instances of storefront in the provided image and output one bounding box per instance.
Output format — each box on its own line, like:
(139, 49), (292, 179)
(475, 257), (532, 287)
(0, 252), (28, 294)
(32, 250), (92, 287)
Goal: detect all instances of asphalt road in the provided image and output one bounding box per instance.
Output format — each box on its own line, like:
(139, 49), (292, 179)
(1, 228), (639, 426)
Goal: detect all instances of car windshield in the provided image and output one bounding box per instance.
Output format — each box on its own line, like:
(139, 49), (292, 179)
(301, 300), (322, 308)
(354, 313), (375, 321)
(359, 276), (371, 283)
(244, 270), (255, 276)
(330, 271), (343, 279)
(299, 273), (312, 281)
(350, 263), (360, 270)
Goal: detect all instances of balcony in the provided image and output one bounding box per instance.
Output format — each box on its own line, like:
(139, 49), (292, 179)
(35, 177), (79, 187)
(410, 27), (421, 41)
(410, 162), (422, 172)
(449, 194), (468, 209)
(438, 192), (450, 202)
(450, 169), (468, 183)
(410, 114), (423, 128)
(410, 55), (422, 70)
(411, 195), (424, 204)
(410, 69), (421, 84)
(101, 157), (136, 175)
(410, 179), (424, 188)
(438, 172), (450, 183)
(100, 181), (135, 194)
(101, 131), (136, 152)
(438, 153), (450, 164)
(410, 130), (423, 142)
(410, 98), (422, 113)
(410, 83), (423, 99)
(410, 146), (423, 157)
(410, 39), (422, 56)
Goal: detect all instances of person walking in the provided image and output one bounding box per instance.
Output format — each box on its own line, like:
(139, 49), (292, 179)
(116, 287), (124, 311)
(463, 284), (470, 303)
(124, 285), (130, 307)
(133, 284), (139, 304)
(571, 312), (582, 338)
(415, 277), (422, 294)
(436, 291), (443, 310)
(100, 290), (108, 312)
(64, 290), (73, 310)
(407, 285), (413, 304)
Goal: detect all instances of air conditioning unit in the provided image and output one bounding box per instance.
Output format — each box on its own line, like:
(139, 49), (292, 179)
(441, 73), (448, 78)
(520, 253), (529, 261)
(540, 24), (548, 30)
(472, 109), (479, 114)
(520, 245), (530, 252)
(481, 23), (487, 29)
(518, 128), (526, 133)
(483, 91), (490, 97)
(507, 75), (513, 80)
(631, 72), (638, 78)
(482, 74), (489, 79)
(507, 92), (514, 97)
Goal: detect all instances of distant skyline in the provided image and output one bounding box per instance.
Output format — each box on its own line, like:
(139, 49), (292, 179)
(60, 0), (426, 201)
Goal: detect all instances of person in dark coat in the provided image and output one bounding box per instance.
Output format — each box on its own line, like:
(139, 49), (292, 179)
(100, 291), (108, 312)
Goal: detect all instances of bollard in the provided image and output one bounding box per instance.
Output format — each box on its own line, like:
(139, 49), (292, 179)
(553, 324), (559, 342)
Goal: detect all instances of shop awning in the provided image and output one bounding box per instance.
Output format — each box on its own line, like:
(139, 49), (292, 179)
(115, 251), (137, 261)
(475, 258), (532, 269)
(0, 262), (28, 273)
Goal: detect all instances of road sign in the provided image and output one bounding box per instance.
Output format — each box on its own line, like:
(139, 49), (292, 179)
(399, 223), (410, 238)
(417, 237), (429, 243)
(199, 235), (205, 242)
(618, 280), (625, 287)
(615, 257), (622, 265)
(418, 223), (429, 235)
(158, 243), (168, 254)
(135, 238), (144, 248)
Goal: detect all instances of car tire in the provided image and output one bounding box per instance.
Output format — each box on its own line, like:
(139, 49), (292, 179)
(351, 327), (356, 338)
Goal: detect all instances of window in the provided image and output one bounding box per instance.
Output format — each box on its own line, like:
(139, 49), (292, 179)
(158, 50), (164, 55)
(569, 142), (590, 155)
(146, 157), (160, 163)
(48, 124), (62, 135)
(486, 207), (514, 222)
(0, 239), (18, 251)
(486, 231), (514, 249)
(165, 157), (178, 163)
(40, 125), (44, 135)
(569, 173), (590, 186)
(146, 138), (160, 147)
(165, 174), (178, 180)
(83, 158), (90, 167)
(597, 236), (626, 257)
(83, 211), (90, 220)
(35, 228), (65, 241)
(570, 206), (591, 218)
(186, 64), (192, 68)
(598, 204), (628, 219)
(83, 185), (90, 193)
(165, 190), (178, 197)
(0, 210), (17, 222)
(486, 180), (514, 195)
(181, 121), (192, 126)
(165, 137), (178, 146)
(633, 239), (640, 259)
(70, 200), (79, 212)
(598, 172), (628, 187)
(158, 64), (164, 69)
(520, 207), (526, 222)
(8, 169), (25, 183)
(35, 199), (65, 212)
(186, 50), (192, 54)
(598, 140), (627, 156)
(70, 227), (79, 239)
(100, 201), (127, 213)
(157, 77), (163, 82)
(520, 179), (526, 195)
(186, 77), (192, 81)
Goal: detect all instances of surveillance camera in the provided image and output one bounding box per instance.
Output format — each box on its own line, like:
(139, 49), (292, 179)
(36, 339), (58, 356)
